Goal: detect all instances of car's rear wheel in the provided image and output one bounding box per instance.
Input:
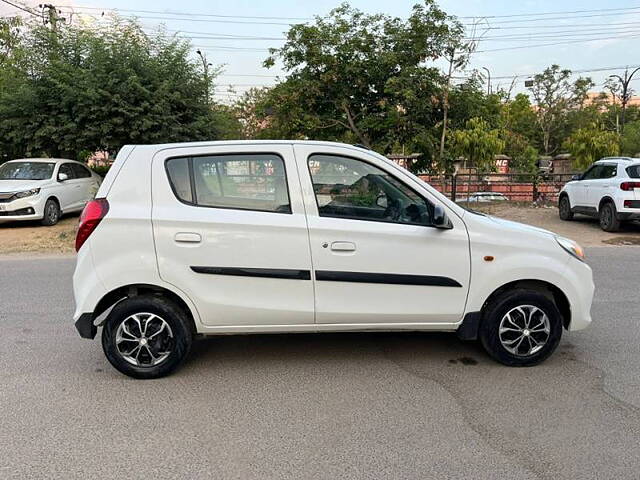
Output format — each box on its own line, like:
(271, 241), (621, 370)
(479, 290), (563, 367)
(101, 295), (193, 379)
(599, 201), (621, 232)
(41, 198), (60, 226)
(558, 195), (573, 221)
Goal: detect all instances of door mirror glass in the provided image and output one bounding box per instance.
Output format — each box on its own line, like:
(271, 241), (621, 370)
(375, 193), (388, 209)
(571, 174), (581, 181)
(58, 172), (69, 182)
(432, 204), (451, 229)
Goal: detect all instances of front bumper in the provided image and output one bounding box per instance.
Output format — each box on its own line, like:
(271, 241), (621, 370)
(0, 195), (44, 221)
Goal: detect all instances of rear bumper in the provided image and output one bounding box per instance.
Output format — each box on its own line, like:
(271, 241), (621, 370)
(75, 313), (97, 339)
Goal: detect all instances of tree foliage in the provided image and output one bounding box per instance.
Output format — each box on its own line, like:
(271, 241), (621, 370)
(451, 117), (505, 172)
(563, 125), (620, 170)
(0, 17), (239, 160)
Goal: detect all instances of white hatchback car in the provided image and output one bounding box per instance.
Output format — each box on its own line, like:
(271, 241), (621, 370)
(559, 157), (640, 231)
(73, 141), (595, 378)
(0, 158), (101, 225)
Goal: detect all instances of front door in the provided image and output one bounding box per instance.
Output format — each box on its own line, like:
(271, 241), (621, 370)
(294, 145), (471, 325)
(152, 144), (314, 327)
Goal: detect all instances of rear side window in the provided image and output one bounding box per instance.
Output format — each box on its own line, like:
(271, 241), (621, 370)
(627, 165), (640, 178)
(71, 163), (91, 178)
(166, 154), (290, 214)
(598, 165), (617, 178)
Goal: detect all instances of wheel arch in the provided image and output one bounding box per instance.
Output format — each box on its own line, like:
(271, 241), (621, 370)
(598, 195), (615, 212)
(481, 279), (571, 330)
(92, 283), (197, 334)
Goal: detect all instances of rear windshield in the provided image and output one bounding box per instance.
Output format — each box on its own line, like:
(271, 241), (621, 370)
(0, 162), (55, 180)
(626, 165), (640, 178)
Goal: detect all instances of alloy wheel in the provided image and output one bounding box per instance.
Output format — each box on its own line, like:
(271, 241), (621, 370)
(115, 313), (174, 367)
(498, 305), (550, 357)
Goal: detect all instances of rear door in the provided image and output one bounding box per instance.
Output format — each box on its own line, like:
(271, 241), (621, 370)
(588, 163), (617, 208)
(151, 143), (314, 327)
(294, 144), (470, 325)
(70, 163), (98, 207)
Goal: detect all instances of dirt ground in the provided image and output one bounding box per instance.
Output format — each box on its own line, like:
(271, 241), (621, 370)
(0, 214), (78, 255)
(473, 203), (640, 247)
(0, 204), (638, 255)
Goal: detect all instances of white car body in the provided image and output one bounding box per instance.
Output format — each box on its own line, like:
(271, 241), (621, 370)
(0, 158), (101, 223)
(559, 157), (640, 226)
(73, 141), (594, 349)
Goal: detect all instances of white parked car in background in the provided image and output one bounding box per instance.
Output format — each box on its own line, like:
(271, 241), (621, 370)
(73, 141), (594, 379)
(457, 192), (509, 203)
(559, 157), (640, 232)
(0, 158), (102, 226)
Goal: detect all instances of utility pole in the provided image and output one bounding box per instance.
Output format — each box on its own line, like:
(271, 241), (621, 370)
(40, 4), (59, 30)
(196, 49), (212, 105)
(609, 67), (640, 133)
(482, 66), (491, 95)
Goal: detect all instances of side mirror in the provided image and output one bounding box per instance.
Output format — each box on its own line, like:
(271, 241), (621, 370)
(58, 172), (69, 182)
(375, 194), (388, 209)
(571, 174), (582, 181)
(432, 204), (451, 229)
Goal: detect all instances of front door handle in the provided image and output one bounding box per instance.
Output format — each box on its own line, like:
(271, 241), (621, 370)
(174, 232), (202, 244)
(330, 241), (356, 252)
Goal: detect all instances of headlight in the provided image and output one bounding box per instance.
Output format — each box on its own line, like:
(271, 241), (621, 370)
(555, 236), (585, 262)
(13, 188), (40, 199)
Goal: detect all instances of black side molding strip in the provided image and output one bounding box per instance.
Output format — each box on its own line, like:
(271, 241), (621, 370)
(315, 270), (462, 287)
(191, 266), (311, 280)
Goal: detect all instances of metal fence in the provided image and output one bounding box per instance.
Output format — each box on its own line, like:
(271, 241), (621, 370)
(418, 173), (577, 204)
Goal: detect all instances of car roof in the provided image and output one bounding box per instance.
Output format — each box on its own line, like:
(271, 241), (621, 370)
(6, 158), (79, 164)
(594, 157), (635, 164)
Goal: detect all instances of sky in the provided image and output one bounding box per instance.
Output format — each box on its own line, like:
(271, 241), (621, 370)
(3, 0), (640, 102)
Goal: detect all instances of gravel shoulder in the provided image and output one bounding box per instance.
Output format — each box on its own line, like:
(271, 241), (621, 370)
(0, 215), (78, 255)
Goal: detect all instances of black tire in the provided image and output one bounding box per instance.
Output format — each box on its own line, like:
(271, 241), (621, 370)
(558, 195), (573, 221)
(41, 198), (60, 226)
(599, 201), (621, 232)
(479, 289), (563, 367)
(101, 295), (193, 379)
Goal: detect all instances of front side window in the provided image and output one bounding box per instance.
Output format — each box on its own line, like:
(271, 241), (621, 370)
(0, 162), (55, 180)
(581, 165), (602, 180)
(307, 154), (431, 226)
(58, 163), (75, 180)
(166, 154), (290, 213)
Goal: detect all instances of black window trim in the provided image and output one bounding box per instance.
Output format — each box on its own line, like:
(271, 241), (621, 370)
(306, 152), (442, 229)
(165, 151), (293, 215)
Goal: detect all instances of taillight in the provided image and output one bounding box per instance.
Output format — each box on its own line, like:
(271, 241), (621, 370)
(75, 198), (109, 252)
(620, 181), (640, 191)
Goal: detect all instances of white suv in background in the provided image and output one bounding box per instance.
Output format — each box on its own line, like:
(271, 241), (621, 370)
(0, 158), (101, 226)
(73, 141), (594, 379)
(559, 157), (640, 231)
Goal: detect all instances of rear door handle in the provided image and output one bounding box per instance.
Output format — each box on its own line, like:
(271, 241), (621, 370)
(330, 241), (356, 252)
(174, 232), (202, 244)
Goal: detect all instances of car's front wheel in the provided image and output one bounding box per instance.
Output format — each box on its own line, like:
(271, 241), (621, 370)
(101, 295), (193, 379)
(479, 290), (563, 367)
(41, 198), (60, 226)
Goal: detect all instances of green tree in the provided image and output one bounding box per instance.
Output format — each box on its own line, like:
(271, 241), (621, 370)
(528, 65), (593, 155)
(451, 117), (505, 172)
(262, 1), (462, 153)
(563, 125), (620, 170)
(620, 120), (640, 157)
(0, 18), (238, 159)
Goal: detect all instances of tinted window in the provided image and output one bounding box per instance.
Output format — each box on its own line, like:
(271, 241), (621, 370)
(166, 157), (193, 203)
(58, 163), (75, 180)
(598, 165), (617, 179)
(308, 154), (431, 226)
(0, 162), (55, 180)
(166, 154), (290, 213)
(71, 163), (91, 178)
(627, 165), (640, 178)
(581, 165), (602, 180)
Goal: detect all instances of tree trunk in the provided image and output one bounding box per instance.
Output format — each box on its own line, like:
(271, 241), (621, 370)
(342, 102), (371, 149)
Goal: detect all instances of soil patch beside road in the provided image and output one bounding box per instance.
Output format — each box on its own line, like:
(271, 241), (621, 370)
(0, 214), (78, 255)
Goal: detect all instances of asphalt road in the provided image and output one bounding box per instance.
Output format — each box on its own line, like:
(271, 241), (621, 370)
(0, 248), (638, 480)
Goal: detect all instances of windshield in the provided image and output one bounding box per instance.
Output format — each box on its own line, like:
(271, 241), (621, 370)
(0, 162), (55, 180)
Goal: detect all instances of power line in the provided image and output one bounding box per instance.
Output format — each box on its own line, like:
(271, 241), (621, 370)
(463, 8), (640, 25)
(0, 0), (41, 17)
(459, 5), (640, 19)
(476, 32), (640, 53)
